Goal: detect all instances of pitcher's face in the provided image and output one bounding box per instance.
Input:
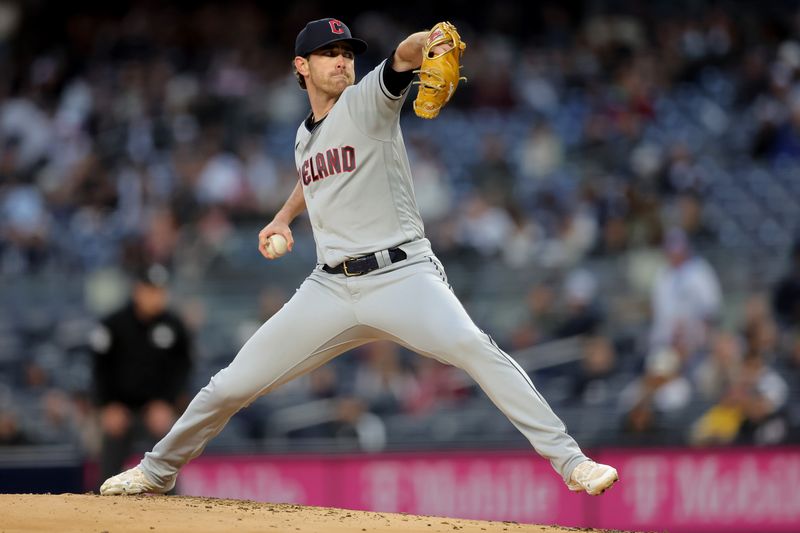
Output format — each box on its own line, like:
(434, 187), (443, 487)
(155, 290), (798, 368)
(305, 44), (355, 96)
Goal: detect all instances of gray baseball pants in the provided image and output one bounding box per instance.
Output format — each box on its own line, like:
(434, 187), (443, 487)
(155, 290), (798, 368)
(140, 238), (587, 486)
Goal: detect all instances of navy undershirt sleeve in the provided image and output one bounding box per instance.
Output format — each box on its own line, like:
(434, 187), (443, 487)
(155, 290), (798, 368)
(383, 50), (415, 97)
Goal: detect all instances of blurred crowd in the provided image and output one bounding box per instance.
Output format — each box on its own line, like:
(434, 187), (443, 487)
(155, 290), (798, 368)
(2, 1), (800, 459)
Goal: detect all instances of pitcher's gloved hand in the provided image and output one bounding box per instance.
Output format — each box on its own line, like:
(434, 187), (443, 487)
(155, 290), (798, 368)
(413, 22), (467, 119)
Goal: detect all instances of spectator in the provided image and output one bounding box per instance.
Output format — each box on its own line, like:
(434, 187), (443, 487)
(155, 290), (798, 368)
(734, 353), (789, 445)
(0, 145), (52, 273)
(469, 133), (516, 206)
(509, 282), (560, 350)
(675, 193), (715, 248)
(455, 193), (514, 258)
(777, 333), (800, 439)
(767, 89), (800, 161)
(650, 227), (721, 355)
(502, 204), (543, 268)
(553, 268), (603, 339)
(351, 342), (419, 416)
(406, 138), (453, 224)
(281, 364), (372, 443)
(742, 294), (780, 362)
(772, 241), (800, 328)
(689, 387), (745, 446)
(516, 122), (564, 184)
(195, 137), (252, 210)
(89, 263), (192, 487)
(621, 398), (669, 446)
(692, 330), (743, 402)
(692, 352), (789, 446)
(569, 335), (629, 407)
(619, 346), (693, 418)
(405, 357), (472, 416)
(538, 203), (599, 269)
(0, 407), (30, 446)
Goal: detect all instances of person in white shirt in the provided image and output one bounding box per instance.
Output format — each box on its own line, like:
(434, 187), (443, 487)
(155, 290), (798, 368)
(650, 227), (721, 355)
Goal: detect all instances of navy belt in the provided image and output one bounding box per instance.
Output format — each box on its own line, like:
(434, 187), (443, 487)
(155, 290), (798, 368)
(323, 248), (407, 276)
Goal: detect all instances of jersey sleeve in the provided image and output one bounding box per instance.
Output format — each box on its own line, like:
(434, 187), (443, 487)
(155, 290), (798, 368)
(343, 58), (412, 140)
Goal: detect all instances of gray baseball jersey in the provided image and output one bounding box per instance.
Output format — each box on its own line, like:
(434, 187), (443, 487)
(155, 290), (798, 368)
(295, 59), (423, 267)
(138, 58), (589, 491)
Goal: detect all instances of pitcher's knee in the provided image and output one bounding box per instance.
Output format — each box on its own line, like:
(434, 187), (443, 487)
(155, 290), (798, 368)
(205, 372), (254, 407)
(436, 327), (488, 367)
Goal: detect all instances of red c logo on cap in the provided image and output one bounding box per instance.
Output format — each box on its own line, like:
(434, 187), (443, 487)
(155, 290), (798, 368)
(329, 19), (344, 34)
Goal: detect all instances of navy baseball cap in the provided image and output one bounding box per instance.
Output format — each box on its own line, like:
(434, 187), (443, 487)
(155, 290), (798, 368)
(295, 18), (368, 57)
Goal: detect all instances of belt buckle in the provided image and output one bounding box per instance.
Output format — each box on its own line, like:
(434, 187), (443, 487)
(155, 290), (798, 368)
(342, 259), (362, 277)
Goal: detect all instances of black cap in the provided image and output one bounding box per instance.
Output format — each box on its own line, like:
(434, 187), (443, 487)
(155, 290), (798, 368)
(134, 263), (171, 288)
(295, 18), (367, 57)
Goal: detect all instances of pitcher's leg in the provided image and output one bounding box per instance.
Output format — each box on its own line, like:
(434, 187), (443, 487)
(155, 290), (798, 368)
(361, 260), (587, 482)
(140, 277), (364, 486)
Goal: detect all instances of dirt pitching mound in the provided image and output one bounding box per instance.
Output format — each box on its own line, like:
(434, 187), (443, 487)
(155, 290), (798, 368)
(0, 493), (631, 533)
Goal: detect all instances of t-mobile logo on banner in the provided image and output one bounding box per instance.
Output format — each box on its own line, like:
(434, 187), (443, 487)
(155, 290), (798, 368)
(621, 456), (670, 522)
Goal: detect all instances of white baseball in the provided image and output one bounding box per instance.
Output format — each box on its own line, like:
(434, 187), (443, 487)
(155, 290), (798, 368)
(268, 234), (288, 257)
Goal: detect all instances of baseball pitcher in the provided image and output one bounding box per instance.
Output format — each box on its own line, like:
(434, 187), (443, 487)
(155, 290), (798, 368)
(100, 18), (618, 499)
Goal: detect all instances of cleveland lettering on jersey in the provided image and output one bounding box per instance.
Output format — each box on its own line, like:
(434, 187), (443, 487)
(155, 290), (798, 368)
(300, 145), (356, 186)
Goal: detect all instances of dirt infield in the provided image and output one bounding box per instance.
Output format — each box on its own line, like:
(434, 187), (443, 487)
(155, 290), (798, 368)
(0, 493), (631, 533)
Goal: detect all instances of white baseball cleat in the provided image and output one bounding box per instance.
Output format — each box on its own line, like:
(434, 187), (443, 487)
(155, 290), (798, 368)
(567, 460), (619, 495)
(100, 466), (174, 495)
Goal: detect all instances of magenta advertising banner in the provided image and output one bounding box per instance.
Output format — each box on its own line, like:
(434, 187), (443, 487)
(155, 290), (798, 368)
(177, 447), (800, 532)
(596, 448), (800, 532)
(333, 454), (579, 525)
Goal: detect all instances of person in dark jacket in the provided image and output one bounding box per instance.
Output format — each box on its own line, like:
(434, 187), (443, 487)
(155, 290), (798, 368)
(90, 263), (192, 487)
(773, 240), (800, 328)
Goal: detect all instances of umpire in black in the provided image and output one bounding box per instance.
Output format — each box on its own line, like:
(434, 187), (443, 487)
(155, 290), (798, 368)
(90, 263), (193, 487)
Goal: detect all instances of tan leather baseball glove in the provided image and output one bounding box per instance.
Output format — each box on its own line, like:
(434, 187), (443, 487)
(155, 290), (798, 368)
(413, 22), (467, 119)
